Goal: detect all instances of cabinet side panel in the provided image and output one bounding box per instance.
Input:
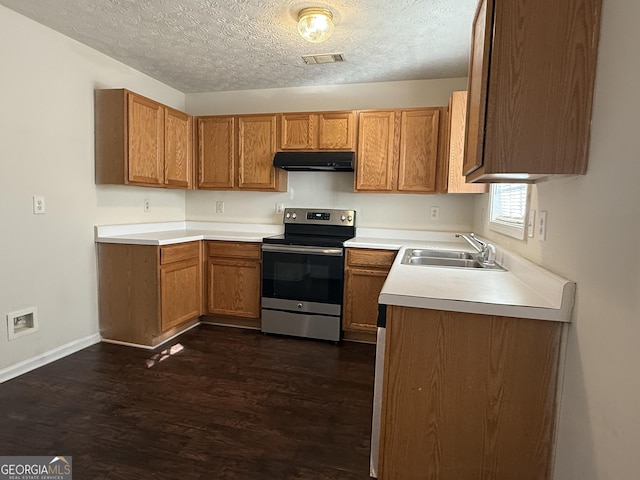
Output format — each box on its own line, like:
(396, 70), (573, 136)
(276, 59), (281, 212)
(485, 0), (601, 174)
(379, 307), (561, 480)
(448, 92), (488, 193)
(94, 89), (126, 184)
(97, 243), (159, 345)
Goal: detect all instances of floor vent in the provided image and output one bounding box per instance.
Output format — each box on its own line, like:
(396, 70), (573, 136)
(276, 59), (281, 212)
(302, 53), (346, 65)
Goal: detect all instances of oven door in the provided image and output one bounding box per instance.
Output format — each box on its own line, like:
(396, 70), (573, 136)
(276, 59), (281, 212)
(261, 244), (344, 305)
(261, 244), (344, 341)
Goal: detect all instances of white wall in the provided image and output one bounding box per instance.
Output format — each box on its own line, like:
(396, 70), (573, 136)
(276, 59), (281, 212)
(185, 78), (476, 230)
(0, 6), (186, 371)
(473, 0), (640, 477)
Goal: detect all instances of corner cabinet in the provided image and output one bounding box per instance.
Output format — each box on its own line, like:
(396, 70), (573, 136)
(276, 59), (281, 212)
(280, 111), (356, 150)
(197, 114), (287, 191)
(355, 108), (447, 193)
(95, 89), (193, 188)
(464, 0), (602, 182)
(205, 241), (262, 324)
(97, 242), (202, 347)
(378, 306), (564, 479)
(343, 249), (396, 339)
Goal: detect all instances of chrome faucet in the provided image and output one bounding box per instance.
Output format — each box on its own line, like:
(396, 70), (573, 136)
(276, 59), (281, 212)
(455, 233), (496, 265)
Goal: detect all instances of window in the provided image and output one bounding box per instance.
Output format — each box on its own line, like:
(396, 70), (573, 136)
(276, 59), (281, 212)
(488, 184), (529, 239)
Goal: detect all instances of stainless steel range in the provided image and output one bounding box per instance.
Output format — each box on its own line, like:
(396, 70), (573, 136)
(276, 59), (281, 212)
(261, 208), (356, 342)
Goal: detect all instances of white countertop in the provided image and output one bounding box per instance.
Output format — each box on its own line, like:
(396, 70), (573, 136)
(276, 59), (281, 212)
(345, 228), (575, 322)
(95, 223), (575, 322)
(95, 221), (282, 245)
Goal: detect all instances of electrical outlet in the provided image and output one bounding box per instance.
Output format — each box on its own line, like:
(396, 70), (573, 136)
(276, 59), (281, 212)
(430, 206), (440, 221)
(143, 199), (150, 213)
(275, 203), (284, 214)
(539, 211), (548, 241)
(33, 195), (45, 214)
(216, 201), (224, 214)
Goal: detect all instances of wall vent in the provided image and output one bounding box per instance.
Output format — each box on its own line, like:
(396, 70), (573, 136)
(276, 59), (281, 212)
(302, 53), (346, 65)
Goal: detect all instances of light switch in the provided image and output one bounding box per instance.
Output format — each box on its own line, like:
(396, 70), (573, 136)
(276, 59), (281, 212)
(527, 210), (536, 238)
(539, 211), (548, 241)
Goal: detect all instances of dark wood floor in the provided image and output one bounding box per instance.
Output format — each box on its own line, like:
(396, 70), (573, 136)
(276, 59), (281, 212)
(0, 325), (376, 479)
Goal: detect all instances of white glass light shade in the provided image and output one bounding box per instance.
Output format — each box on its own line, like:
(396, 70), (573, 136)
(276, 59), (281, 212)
(297, 7), (334, 43)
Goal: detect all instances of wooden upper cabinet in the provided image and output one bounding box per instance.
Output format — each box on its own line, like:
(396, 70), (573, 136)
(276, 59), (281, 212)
(356, 108), (446, 193)
(164, 107), (192, 188)
(317, 112), (355, 149)
(397, 109), (440, 193)
(95, 89), (193, 189)
(464, 0), (602, 182)
(280, 111), (356, 151)
(238, 114), (286, 191)
(356, 111), (396, 191)
(280, 113), (315, 150)
(447, 91), (487, 194)
(198, 116), (235, 189)
(126, 93), (164, 185)
(196, 114), (286, 191)
(463, 0), (492, 178)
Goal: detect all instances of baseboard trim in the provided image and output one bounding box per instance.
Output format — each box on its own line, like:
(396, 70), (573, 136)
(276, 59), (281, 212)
(101, 322), (201, 350)
(0, 333), (101, 384)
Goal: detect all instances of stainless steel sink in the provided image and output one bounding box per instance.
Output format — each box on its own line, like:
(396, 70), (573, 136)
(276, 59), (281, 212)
(401, 249), (506, 271)
(406, 249), (475, 260)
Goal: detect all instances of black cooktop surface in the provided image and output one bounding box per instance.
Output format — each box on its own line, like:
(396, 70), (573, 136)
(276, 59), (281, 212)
(262, 234), (353, 248)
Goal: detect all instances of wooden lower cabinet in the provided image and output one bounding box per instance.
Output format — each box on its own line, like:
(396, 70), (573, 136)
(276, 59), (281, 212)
(206, 241), (261, 320)
(378, 306), (563, 480)
(97, 242), (202, 347)
(343, 249), (396, 337)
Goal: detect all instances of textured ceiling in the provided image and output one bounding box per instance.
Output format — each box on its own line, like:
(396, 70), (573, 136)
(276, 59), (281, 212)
(0, 0), (477, 93)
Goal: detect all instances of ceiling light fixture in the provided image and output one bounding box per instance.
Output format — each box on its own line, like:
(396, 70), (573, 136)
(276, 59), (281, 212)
(297, 7), (334, 43)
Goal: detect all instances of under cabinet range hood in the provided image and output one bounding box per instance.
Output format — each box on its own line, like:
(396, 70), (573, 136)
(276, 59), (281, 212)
(273, 151), (355, 172)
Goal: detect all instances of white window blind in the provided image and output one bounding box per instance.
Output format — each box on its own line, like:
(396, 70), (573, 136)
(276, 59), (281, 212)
(489, 184), (529, 239)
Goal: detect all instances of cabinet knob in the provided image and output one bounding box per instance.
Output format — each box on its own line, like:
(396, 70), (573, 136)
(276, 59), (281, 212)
(347, 215), (353, 222)
(292, 212), (297, 219)
(297, 303), (303, 309)
(341, 215), (346, 221)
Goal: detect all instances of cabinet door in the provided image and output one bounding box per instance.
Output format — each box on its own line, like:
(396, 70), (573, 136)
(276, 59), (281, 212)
(343, 267), (389, 333)
(127, 92), (164, 185)
(397, 109), (440, 193)
(463, 0), (494, 176)
(164, 107), (192, 188)
(356, 111), (396, 191)
(207, 257), (261, 318)
(318, 112), (355, 150)
(237, 115), (280, 190)
(198, 116), (235, 189)
(379, 306), (562, 479)
(280, 113), (315, 150)
(160, 257), (201, 332)
(447, 92), (487, 194)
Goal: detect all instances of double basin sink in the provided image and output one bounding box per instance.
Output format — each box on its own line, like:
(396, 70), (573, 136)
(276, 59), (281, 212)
(401, 248), (506, 271)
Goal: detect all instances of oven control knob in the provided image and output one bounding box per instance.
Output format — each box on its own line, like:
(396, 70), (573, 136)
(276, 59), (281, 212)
(347, 215), (353, 222)
(297, 303), (303, 309)
(285, 212), (291, 219)
(341, 215), (346, 221)
(292, 212), (297, 219)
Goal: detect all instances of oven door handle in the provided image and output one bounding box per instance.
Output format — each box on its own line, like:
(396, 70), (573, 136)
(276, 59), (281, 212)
(262, 244), (343, 256)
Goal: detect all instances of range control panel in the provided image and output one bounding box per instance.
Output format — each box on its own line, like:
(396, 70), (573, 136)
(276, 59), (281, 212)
(283, 208), (355, 227)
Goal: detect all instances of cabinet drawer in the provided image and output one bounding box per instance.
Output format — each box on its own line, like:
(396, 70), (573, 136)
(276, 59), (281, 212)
(207, 241), (261, 260)
(160, 242), (200, 265)
(347, 248), (396, 269)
